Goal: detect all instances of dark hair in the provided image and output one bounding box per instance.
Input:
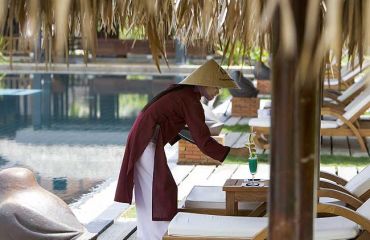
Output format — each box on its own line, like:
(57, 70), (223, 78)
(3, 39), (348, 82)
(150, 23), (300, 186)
(141, 84), (193, 112)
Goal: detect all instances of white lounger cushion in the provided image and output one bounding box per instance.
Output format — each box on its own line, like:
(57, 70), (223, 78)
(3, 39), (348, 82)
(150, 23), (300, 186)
(337, 75), (367, 102)
(249, 117), (340, 129)
(320, 120), (339, 129)
(339, 86), (370, 125)
(345, 165), (370, 197)
(314, 216), (359, 240)
(168, 212), (359, 239)
(249, 117), (270, 128)
(324, 61), (370, 86)
(250, 83), (370, 129)
(343, 87), (368, 112)
(168, 212), (267, 238)
(322, 166), (370, 202)
(356, 198), (370, 220)
(185, 186), (260, 210)
(324, 78), (340, 86)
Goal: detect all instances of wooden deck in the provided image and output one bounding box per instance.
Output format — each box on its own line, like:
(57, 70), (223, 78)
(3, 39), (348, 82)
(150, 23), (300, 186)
(92, 98), (370, 239)
(101, 162), (365, 240)
(98, 119), (368, 240)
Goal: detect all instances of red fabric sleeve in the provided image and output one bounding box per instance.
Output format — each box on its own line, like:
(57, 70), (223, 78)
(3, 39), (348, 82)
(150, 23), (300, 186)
(181, 98), (230, 162)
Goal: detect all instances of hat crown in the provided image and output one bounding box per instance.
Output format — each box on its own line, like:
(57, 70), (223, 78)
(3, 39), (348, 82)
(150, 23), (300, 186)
(179, 59), (239, 89)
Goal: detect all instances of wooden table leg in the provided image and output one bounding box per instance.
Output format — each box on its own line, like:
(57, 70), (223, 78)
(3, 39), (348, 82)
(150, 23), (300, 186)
(226, 192), (238, 215)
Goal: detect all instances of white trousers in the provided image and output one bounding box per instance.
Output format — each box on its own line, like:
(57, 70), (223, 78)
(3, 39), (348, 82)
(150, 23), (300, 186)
(134, 142), (169, 240)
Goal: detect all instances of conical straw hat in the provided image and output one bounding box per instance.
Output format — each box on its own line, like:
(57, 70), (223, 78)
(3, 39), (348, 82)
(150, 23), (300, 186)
(179, 59), (240, 89)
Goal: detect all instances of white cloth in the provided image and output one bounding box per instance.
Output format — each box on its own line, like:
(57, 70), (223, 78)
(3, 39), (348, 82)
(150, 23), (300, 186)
(134, 142), (170, 240)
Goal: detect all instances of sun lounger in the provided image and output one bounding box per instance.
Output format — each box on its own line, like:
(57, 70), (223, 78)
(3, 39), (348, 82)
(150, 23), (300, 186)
(164, 198), (370, 239)
(179, 165), (370, 217)
(320, 165), (370, 202)
(250, 85), (370, 152)
(165, 213), (267, 240)
(324, 61), (370, 90)
(324, 73), (369, 107)
(180, 175), (368, 217)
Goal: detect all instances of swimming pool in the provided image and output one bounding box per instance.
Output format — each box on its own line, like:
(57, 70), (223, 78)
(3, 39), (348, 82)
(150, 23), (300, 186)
(0, 74), (177, 204)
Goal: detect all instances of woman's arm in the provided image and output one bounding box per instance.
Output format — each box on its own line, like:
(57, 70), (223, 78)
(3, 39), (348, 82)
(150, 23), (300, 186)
(229, 147), (249, 157)
(182, 99), (230, 162)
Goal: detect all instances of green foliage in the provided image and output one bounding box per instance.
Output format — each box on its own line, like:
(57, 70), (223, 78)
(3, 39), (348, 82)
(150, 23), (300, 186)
(127, 75), (148, 80)
(216, 41), (247, 65)
(118, 94), (148, 118)
(0, 74), (5, 89)
(224, 153), (370, 167)
(221, 124), (250, 133)
(119, 27), (146, 39)
(218, 88), (231, 101)
(0, 74), (4, 101)
(69, 101), (89, 118)
(223, 154), (244, 164)
(0, 37), (7, 63)
(214, 88), (231, 106)
(246, 133), (257, 158)
(320, 155), (370, 167)
(216, 41), (270, 66)
(247, 47), (269, 64)
(224, 153), (268, 164)
(121, 205), (137, 219)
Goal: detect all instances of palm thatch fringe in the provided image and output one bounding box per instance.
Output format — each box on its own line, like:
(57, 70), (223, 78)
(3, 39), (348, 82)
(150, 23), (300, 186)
(0, 0), (368, 77)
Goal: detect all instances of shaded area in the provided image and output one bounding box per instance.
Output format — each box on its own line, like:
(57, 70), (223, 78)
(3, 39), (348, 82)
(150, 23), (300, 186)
(0, 156), (8, 167)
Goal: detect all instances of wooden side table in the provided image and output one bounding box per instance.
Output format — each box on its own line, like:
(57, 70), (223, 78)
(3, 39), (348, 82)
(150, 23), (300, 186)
(222, 179), (269, 216)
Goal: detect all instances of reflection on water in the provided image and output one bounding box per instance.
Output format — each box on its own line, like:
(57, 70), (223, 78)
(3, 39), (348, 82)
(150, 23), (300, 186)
(0, 74), (177, 204)
(0, 156), (8, 166)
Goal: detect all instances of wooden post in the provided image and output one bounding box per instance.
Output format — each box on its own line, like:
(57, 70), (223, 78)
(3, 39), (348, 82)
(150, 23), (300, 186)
(175, 39), (186, 83)
(269, 1), (321, 239)
(175, 39), (186, 64)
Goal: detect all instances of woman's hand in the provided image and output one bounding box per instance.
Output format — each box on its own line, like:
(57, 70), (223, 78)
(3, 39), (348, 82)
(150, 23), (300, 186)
(229, 147), (249, 157)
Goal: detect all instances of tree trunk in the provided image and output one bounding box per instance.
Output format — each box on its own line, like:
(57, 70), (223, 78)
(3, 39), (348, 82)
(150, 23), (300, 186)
(269, 0), (321, 239)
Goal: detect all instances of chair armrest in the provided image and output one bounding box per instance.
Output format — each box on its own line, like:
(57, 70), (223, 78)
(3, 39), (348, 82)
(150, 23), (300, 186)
(325, 88), (341, 95)
(321, 108), (361, 136)
(318, 188), (363, 209)
(253, 228), (268, 240)
(319, 180), (355, 197)
(323, 90), (341, 99)
(360, 189), (370, 202)
(320, 171), (348, 186)
(321, 107), (345, 117)
(322, 90), (347, 109)
(322, 101), (346, 109)
(317, 203), (370, 233)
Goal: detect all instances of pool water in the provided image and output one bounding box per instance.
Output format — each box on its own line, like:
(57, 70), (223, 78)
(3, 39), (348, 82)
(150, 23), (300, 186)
(0, 74), (177, 204)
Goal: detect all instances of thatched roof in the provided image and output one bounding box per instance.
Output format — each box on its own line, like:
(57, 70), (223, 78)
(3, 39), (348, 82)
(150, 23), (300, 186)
(0, 0), (369, 72)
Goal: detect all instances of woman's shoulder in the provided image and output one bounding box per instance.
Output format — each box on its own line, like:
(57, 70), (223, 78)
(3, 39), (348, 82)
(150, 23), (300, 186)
(170, 85), (200, 100)
(175, 87), (203, 112)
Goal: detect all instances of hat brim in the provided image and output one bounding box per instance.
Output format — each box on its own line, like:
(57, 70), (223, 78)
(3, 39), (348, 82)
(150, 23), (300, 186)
(179, 59), (240, 89)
